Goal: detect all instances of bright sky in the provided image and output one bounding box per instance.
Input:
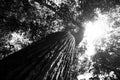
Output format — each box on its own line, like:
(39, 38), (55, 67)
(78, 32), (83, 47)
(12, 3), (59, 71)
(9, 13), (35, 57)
(52, 0), (65, 6)
(79, 8), (116, 57)
(5, 30), (32, 51)
(77, 6), (120, 80)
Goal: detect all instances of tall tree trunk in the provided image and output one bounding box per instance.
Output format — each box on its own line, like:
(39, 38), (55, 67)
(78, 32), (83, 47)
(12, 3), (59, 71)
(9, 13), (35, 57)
(0, 31), (75, 80)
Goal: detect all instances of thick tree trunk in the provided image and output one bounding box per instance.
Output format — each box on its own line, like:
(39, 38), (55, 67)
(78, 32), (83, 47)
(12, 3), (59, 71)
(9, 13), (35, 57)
(0, 31), (75, 80)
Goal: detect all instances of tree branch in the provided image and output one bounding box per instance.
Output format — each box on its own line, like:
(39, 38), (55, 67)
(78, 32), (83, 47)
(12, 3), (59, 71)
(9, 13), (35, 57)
(34, 0), (83, 29)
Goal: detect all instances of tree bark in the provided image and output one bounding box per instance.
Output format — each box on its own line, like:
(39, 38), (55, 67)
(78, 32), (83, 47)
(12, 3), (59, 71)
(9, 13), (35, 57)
(0, 31), (75, 80)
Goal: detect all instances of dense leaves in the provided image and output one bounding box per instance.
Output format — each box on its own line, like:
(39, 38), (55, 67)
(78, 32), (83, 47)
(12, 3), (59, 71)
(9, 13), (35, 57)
(1, 0), (120, 80)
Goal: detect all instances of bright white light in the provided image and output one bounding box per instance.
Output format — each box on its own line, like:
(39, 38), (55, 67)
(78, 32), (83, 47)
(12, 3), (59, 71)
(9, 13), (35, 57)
(51, 0), (66, 6)
(77, 6), (120, 80)
(5, 30), (32, 51)
(77, 72), (93, 80)
(79, 9), (112, 57)
(84, 20), (109, 40)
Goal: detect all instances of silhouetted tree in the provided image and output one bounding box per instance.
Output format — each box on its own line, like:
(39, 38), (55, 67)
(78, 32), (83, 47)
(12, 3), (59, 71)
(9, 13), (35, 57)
(0, 0), (84, 80)
(0, 31), (76, 80)
(1, 0), (120, 80)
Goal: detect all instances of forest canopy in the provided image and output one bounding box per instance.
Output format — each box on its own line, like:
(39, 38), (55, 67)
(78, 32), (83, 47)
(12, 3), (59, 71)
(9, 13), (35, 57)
(1, 0), (120, 80)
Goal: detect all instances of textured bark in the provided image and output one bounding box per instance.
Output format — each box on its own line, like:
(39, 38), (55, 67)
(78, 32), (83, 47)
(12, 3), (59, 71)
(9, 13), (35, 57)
(0, 31), (75, 80)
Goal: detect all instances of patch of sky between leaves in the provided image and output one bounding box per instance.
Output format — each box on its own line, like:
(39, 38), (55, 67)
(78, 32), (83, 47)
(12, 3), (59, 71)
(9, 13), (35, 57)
(77, 5), (120, 80)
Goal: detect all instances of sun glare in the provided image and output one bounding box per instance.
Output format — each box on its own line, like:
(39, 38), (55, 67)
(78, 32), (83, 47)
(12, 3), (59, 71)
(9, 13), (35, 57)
(79, 9), (112, 57)
(77, 6), (120, 80)
(84, 20), (109, 40)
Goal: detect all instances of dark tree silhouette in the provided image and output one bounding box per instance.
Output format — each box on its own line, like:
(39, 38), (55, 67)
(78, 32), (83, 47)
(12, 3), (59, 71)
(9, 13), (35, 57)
(0, 0), (85, 79)
(1, 0), (120, 80)
(0, 30), (85, 80)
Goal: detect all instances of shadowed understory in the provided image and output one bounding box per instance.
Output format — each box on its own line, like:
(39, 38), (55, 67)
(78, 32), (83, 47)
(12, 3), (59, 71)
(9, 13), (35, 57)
(0, 31), (76, 80)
